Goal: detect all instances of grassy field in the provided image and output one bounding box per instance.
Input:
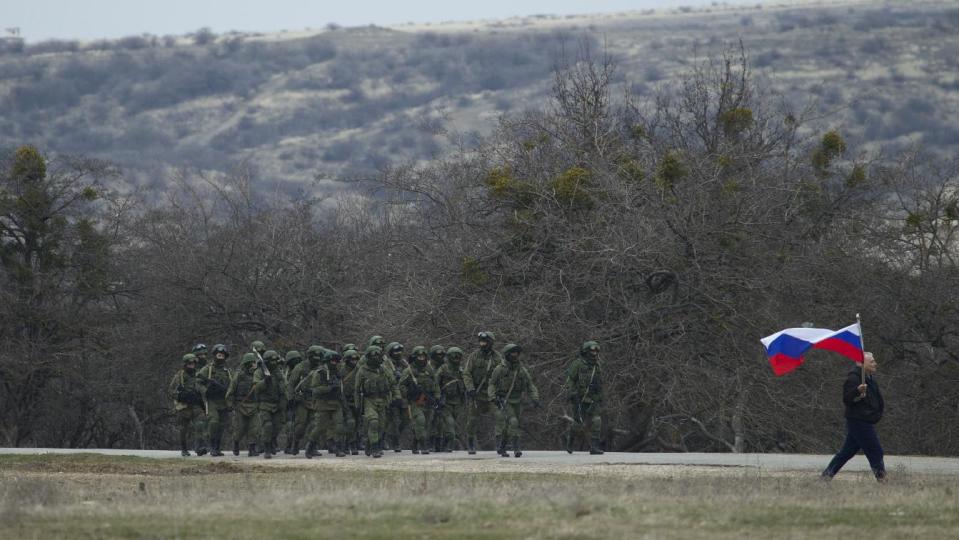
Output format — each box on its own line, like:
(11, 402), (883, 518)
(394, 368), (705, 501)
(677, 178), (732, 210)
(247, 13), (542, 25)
(2, 454), (958, 539)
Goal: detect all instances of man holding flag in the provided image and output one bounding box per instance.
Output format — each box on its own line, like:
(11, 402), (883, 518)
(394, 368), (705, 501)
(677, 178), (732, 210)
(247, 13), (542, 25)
(761, 319), (886, 482)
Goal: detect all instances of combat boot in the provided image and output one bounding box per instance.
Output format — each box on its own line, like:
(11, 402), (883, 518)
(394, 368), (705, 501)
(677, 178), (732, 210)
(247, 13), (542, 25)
(513, 436), (522, 458)
(232, 440), (240, 456)
(589, 437), (604, 455)
(248, 443), (259, 457)
(564, 432), (573, 454)
(195, 444), (208, 457)
(372, 441), (383, 458)
(180, 442), (191, 457)
(412, 438), (420, 454)
(497, 437), (509, 457)
(305, 441), (316, 459)
(291, 441), (300, 456)
(210, 438), (223, 457)
(335, 440), (346, 458)
(420, 439), (430, 455)
(393, 435), (402, 453)
(350, 442), (359, 455)
(433, 436), (441, 453)
(467, 436), (477, 455)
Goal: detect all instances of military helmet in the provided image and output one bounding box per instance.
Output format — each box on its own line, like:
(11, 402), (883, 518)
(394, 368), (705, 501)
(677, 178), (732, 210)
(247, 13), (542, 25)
(263, 350), (281, 361)
(503, 343), (523, 357)
(343, 343), (358, 352)
(387, 342), (404, 355)
(446, 346), (464, 360)
(477, 331), (495, 342)
(211, 344), (229, 356)
(429, 345), (446, 359)
(192, 343), (208, 354)
(368, 335), (386, 348)
(307, 345), (325, 359)
(581, 341), (600, 354)
(344, 350), (361, 361)
(251, 340), (266, 353)
(365, 346), (383, 365)
(365, 345), (383, 356)
(182, 353), (198, 365)
(286, 350), (302, 363)
(325, 349), (342, 363)
(241, 352), (256, 365)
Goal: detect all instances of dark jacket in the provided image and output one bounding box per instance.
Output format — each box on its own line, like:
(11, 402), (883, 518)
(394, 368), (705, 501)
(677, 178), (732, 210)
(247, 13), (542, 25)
(843, 366), (884, 424)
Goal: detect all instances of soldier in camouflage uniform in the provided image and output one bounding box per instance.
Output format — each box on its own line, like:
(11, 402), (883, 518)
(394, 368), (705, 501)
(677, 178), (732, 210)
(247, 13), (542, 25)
(170, 353), (204, 456)
(383, 341), (409, 452)
(488, 343), (540, 458)
(197, 344), (233, 457)
(463, 331), (503, 454)
(355, 345), (400, 458)
(226, 352), (260, 456)
(564, 340), (605, 455)
(427, 345), (447, 452)
(339, 349), (362, 455)
(253, 350), (286, 459)
(435, 346), (467, 452)
(399, 346), (439, 454)
(190, 343), (210, 455)
(287, 346), (321, 455)
(302, 349), (346, 458)
(280, 350), (304, 454)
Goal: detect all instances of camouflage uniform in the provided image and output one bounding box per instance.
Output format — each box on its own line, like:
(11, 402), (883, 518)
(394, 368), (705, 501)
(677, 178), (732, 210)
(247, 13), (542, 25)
(284, 349), (314, 455)
(383, 342), (410, 452)
(226, 353), (260, 456)
(354, 346), (400, 458)
(564, 341), (605, 455)
(398, 346), (439, 454)
(190, 344), (210, 455)
(338, 350), (362, 455)
(434, 347), (468, 452)
(427, 345), (447, 452)
(170, 354), (204, 456)
(303, 350), (346, 458)
(196, 344), (233, 457)
(281, 350), (304, 454)
(463, 331), (503, 453)
(488, 344), (539, 458)
(253, 350), (286, 459)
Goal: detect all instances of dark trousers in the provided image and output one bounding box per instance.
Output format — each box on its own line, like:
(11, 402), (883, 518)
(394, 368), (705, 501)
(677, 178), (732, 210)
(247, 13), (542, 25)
(823, 417), (886, 479)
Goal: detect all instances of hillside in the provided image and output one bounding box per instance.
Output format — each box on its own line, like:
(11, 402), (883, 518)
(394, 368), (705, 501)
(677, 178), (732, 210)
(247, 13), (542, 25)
(1, 0), (957, 194)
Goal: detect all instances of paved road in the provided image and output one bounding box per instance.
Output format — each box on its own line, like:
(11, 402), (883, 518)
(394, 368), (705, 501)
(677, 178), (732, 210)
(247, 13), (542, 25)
(3, 448), (959, 475)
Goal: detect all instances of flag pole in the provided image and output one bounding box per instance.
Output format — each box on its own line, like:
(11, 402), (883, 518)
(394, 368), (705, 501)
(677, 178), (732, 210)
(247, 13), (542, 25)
(856, 313), (866, 386)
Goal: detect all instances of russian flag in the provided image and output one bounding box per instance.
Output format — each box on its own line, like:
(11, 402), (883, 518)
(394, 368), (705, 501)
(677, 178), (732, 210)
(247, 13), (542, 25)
(760, 323), (864, 376)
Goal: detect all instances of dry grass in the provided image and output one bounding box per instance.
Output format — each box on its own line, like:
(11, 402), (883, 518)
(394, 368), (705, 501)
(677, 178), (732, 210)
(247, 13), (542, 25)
(1, 454), (958, 539)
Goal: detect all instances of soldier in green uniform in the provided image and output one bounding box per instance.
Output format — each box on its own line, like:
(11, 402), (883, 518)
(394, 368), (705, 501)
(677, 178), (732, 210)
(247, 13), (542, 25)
(302, 349), (346, 458)
(427, 345), (447, 452)
(253, 350), (286, 459)
(435, 346), (467, 452)
(384, 341), (409, 452)
(488, 344), (539, 458)
(281, 350), (304, 454)
(339, 349), (362, 455)
(190, 343), (210, 456)
(287, 346), (321, 455)
(564, 341), (605, 455)
(170, 353), (204, 456)
(463, 331), (503, 454)
(226, 353), (259, 456)
(355, 345), (400, 458)
(399, 346), (439, 454)
(197, 344), (233, 457)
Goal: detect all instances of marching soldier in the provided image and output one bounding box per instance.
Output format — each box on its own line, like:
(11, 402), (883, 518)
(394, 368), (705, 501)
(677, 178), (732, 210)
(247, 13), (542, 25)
(488, 343), (539, 458)
(398, 346), (439, 454)
(253, 350), (286, 459)
(435, 346), (468, 452)
(190, 343), (210, 456)
(427, 345), (447, 452)
(384, 342), (409, 452)
(303, 349), (346, 458)
(282, 350), (305, 454)
(287, 346), (322, 455)
(355, 345), (401, 458)
(170, 353), (204, 456)
(196, 344), (233, 457)
(463, 331), (503, 454)
(339, 349), (362, 455)
(226, 353), (260, 456)
(564, 341), (605, 455)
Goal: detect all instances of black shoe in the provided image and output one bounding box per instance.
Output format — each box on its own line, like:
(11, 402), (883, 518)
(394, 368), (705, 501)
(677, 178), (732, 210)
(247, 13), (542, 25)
(393, 436), (402, 452)
(181, 448), (191, 457)
(513, 437), (522, 458)
(589, 437), (604, 455)
(284, 446), (294, 455)
(195, 446), (208, 457)
(248, 443), (259, 457)
(335, 441), (346, 458)
(467, 436), (476, 455)
(565, 433), (573, 454)
(291, 443), (300, 456)
(433, 437), (441, 453)
(233, 441), (240, 456)
(420, 439), (430, 455)
(497, 438), (509, 457)
(305, 441), (316, 459)
(210, 442), (223, 457)
(264, 451), (272, 459)
(350, 443), (359, 456)
(372, 442), (383, 458)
